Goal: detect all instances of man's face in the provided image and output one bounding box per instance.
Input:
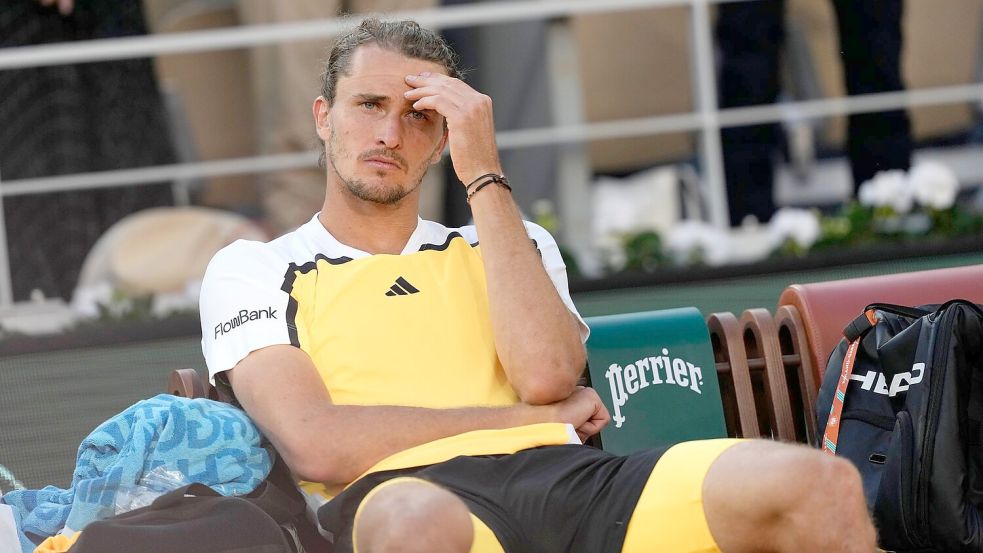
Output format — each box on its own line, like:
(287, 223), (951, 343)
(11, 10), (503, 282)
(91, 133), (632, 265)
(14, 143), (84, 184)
(316, 45), (448, 206)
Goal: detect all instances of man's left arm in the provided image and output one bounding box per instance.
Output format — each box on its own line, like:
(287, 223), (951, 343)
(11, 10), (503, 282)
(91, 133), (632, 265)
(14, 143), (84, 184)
(470, 188), (587, 404)
(406, 72), (585, 405)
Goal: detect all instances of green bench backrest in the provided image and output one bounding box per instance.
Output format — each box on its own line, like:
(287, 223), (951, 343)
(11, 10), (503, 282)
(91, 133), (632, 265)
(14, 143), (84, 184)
(585, 307), (727, 455)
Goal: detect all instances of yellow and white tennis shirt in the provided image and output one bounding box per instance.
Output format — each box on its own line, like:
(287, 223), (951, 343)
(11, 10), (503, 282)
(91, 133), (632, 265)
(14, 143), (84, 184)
(199, 214), (587, 498)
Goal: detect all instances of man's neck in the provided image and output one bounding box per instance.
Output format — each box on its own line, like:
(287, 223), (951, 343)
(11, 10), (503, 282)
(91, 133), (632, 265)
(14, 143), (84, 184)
(319, 185), (421, 255)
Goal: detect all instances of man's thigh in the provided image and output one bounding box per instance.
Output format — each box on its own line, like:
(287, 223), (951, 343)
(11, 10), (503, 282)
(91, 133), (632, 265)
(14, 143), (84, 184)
(625, 438), (876, 553)
(695, 439), (875, 553)
(319, 445), (667, 553)
(622, 439), (743, 553)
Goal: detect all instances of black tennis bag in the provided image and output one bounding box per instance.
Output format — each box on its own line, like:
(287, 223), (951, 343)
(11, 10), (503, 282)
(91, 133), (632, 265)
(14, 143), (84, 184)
(815, 299), (983, 552)
(66, 455), (328, 553)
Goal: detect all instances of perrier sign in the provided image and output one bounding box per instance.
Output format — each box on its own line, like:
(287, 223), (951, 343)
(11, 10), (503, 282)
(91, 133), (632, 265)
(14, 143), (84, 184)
(585, 307), (727, 455)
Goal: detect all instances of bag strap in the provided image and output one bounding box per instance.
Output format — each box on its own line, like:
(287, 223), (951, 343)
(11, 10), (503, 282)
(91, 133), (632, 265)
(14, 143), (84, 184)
(969, 368), (983, 439)
(822, 308), (879, 456)
(932, 299), (983, 319)
(948, 301), (983, 440)
(244, 477), (305, 524)
(862, 302), (931, 321)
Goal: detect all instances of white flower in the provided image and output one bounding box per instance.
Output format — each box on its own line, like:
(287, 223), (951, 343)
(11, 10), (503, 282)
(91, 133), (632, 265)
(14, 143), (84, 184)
(594, 233), (627, 272)
(857, 170), (913, 214)
(768, 208), (820, 250)
(665, 220), (732, 266)
(71, 281), (114, 318)
(909, 161), (958, 210)
(857, 180), (882, 207)
(152, 280), (201, 318)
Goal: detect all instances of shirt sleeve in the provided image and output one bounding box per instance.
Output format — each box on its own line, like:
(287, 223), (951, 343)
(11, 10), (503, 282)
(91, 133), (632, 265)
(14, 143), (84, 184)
(199, 240), (295, 384)
(523, 221), (590, 342)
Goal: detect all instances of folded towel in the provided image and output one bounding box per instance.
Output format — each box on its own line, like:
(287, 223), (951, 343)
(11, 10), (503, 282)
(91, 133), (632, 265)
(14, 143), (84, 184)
(1, 394), (271, 552)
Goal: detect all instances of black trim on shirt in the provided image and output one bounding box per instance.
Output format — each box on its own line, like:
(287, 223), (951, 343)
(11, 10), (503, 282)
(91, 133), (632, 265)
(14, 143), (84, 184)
(279, 254), (353, 348)
(418, 232), (471, 252)
(416, 234), (540, 257)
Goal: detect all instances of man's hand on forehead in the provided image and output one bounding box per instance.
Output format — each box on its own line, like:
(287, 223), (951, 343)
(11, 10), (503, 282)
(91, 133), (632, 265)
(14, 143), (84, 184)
(403, 72), (503, 185)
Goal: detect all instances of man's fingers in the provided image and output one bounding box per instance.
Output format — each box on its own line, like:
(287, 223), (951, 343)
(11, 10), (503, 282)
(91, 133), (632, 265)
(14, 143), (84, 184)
(405, 73), (475, 97)
(409, 95), (440, 113)
(403, 83), (462, 99)
(403, 86), (440, 100)
(576, 420), (602, 440)
(405, 71), (455, 85)
(410, 95), (461, 119)
(595, 401), (611, 426)
(404, 84), (469, 108)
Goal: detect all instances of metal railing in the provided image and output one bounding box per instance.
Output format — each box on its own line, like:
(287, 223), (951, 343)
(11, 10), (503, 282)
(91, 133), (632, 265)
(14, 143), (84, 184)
(0, 0), (698, 69)
(0, 0), (979, 309)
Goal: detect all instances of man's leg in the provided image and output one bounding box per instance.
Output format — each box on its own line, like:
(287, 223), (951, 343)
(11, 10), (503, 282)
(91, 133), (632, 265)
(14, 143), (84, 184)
(716, 0), (785, 225)
(623, 439), (876, 552)
(831, 0), (911, 191)
(353, 478), (473, 553)
(703, 440), (876, 552)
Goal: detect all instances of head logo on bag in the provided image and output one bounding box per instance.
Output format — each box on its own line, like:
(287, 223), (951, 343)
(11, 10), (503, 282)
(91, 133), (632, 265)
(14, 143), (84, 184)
(849, 362), (925, 397)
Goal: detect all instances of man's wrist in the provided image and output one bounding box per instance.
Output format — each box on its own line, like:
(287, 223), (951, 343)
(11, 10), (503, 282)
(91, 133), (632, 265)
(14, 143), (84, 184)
(459, 159), (503, 184)
(466, 174), (511, 204)
(462, 169), (503, 187)
(512, 402), (555, 427)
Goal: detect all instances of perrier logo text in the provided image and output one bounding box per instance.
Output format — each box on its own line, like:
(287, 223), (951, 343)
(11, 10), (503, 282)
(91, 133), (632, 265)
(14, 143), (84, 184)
(605, 348), (704, 428)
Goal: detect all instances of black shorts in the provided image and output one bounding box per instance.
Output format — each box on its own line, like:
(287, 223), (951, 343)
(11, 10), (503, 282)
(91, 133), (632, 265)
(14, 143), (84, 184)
(317, 444), (668, 553)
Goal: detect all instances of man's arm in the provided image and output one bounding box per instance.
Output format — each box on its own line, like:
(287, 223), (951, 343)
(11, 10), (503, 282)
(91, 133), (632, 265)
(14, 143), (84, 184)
(405, 73), (586, 405)
(229, 344), (608, 486)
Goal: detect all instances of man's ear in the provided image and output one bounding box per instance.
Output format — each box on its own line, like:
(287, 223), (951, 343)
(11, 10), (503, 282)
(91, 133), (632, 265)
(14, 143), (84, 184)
(313, 96), (331, 141)
(430, 128), (449, 165)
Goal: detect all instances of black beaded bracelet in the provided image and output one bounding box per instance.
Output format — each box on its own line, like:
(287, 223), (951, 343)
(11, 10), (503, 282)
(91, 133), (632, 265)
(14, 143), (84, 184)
(465, 172), (504, 195)
(466, 174), (511, 203)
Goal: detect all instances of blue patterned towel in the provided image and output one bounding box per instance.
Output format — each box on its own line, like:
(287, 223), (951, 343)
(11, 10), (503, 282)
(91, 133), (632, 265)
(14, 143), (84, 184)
(1, 394), (271, 552)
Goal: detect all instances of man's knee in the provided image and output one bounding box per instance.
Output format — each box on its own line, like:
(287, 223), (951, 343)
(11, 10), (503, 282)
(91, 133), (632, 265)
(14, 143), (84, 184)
(703, 440), (876, 553)
(354, 478), (474, 553)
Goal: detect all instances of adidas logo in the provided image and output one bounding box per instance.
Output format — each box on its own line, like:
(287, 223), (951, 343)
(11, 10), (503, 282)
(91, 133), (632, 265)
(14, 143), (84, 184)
(385, 276), (420, 296)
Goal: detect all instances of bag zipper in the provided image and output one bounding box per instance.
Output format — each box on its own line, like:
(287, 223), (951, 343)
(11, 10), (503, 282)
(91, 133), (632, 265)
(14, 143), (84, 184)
(915, 302), (961, 543)
(895, 410), (917, 542)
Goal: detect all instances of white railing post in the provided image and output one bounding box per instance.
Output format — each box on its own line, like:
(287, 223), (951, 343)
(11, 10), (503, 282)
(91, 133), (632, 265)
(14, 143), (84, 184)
(0, 167), (14, 309)
(690, 0), (729, 228)
(546, 17), (598, 275)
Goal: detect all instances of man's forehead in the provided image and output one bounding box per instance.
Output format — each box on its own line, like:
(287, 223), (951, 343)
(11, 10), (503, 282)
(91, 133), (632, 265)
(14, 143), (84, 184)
(344, 45), (447, 81)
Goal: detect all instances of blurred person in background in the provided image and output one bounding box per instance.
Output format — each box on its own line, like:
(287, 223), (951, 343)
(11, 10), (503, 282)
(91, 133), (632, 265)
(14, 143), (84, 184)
(0, 0), (175, 302)
(717, 0), (912, 225)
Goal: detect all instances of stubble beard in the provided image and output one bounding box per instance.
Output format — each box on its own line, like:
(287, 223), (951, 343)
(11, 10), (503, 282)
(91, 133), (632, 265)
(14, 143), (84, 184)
(327, 129), (430, 206)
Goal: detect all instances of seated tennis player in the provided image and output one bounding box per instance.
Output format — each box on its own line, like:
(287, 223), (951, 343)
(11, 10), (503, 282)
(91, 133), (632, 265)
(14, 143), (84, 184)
(199, 18), (877, 553)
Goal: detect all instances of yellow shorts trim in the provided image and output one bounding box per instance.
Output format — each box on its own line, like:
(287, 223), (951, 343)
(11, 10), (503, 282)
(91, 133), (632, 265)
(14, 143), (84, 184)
(351, 476), (505, 553)
(622, 439), (743, 553)
(469, 513), (506, 553)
